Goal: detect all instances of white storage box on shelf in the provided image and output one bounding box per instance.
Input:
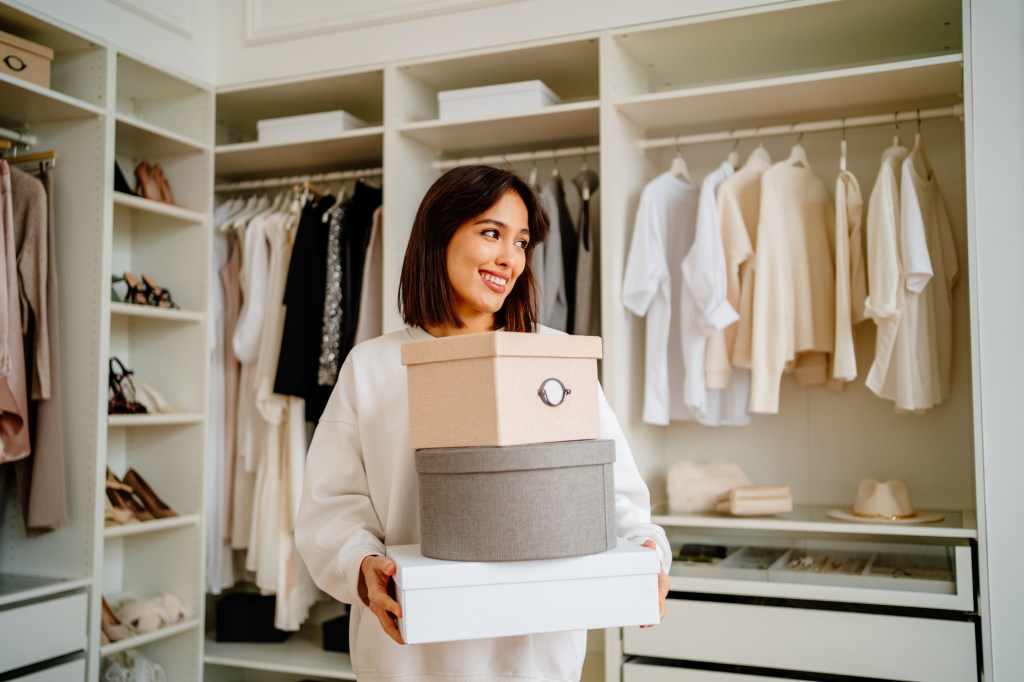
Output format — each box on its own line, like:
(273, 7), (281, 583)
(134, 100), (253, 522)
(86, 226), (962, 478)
(416, 439), (616, 562)
(387, 539), (660, 644)
(437, 79), (561, 120)
(256, 109), (367, 143)
(401, 331), (602, 449)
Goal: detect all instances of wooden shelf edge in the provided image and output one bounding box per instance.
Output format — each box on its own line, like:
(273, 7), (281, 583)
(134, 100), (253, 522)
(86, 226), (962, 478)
(104, 513), (200, 539)
(112, 192), (206, 223)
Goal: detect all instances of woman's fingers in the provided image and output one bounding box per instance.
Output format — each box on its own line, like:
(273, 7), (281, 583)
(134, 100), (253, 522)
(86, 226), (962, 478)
(640, 540), (669, 628)
(363, 556), (405, 644)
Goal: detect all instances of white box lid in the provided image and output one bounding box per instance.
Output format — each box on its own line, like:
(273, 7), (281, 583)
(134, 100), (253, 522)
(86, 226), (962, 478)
(257, 109), (366, 129)
(437, 79), (560, 103)
(401, 330), (602, 366)
(389, 539), (659, 590)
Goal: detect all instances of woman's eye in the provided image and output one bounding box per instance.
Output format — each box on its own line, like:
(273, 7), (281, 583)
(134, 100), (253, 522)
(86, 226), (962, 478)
(481, 229), (500, 240)
(515, 239), (529, 250)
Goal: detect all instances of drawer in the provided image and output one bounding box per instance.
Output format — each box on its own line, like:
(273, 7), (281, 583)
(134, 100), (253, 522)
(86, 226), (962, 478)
(9, 657), (85, 681)
(625, 662), (782, 681)
(0, 592), (87, 673)
(624, 598), (977, 682)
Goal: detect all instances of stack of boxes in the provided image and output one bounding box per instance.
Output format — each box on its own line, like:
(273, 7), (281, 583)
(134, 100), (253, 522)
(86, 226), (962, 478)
(393, 331), (659, 644)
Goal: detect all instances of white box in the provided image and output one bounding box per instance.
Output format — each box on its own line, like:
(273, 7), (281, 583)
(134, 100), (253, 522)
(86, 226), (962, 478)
(257, 109), (367, 143)
(438, 79), (561, 120)
(388, 539), (660, 644)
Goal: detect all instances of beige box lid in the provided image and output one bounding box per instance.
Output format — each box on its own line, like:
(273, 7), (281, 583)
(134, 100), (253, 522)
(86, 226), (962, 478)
(401, 331), (602, 366)
(0, 30), (54, 60)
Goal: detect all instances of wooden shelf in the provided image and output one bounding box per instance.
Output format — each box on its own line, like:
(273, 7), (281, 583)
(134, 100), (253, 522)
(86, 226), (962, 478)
(614, 54), (963, 138)
(100, 617), (201, 657)
(104, 513), (200, 539)
(215, 127), (384, 180)
(116, 114), (208, 157)
(204, 630), (357, 680)
(398, 100), (599, 156)
(109, 301), (204, 323)
(113, 192), (207, 224)
(0, 575), (91, 608)
(107, 413), (204, 427)
(0, 72), (104, 125)
(652, 503), (977, 540)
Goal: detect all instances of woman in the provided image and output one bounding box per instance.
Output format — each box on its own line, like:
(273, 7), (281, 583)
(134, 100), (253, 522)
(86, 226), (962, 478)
(296, 165), (670, 682)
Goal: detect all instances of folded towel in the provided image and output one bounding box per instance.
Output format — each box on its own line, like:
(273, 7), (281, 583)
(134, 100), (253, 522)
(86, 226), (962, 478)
(715, 485), (793, 516)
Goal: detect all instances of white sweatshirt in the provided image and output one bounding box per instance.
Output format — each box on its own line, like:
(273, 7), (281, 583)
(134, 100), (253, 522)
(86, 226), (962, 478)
(296, 325), (671, 682)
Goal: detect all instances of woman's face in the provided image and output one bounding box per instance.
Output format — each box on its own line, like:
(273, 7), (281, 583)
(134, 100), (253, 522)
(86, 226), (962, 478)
(444, 190), (530, 333)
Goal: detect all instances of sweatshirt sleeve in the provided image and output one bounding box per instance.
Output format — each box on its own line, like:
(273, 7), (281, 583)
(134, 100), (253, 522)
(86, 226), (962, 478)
(749, 172), (788, 414)
(682, 169), (739, 335)
(598, 383), (672, 573)
(622, 186), (667, 317)
(295, 359), (386, 606)
(864, 162), (901, 321)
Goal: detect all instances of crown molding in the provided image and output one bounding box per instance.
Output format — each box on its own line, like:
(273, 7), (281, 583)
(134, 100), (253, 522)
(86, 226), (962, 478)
(106, 0), (192, 39)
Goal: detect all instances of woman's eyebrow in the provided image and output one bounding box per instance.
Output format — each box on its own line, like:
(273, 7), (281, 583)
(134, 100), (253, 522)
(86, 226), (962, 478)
(473, 218), (506, 228)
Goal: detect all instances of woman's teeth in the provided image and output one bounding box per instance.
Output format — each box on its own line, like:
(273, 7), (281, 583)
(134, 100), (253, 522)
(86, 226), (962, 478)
(481, 273), (507, 286)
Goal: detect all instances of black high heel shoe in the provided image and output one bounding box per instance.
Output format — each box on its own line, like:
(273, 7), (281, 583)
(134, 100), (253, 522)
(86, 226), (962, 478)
(141, 273), (179, 309)
(108, 357), (148, 415)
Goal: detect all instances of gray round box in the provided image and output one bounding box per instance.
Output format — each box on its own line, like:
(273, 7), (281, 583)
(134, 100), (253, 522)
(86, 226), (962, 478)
(415, 439), (617, 562)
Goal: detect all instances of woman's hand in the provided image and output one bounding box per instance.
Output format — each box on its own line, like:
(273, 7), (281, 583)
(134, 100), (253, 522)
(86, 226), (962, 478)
(640, 540), (670, 628)
(360, 554), (405, 644)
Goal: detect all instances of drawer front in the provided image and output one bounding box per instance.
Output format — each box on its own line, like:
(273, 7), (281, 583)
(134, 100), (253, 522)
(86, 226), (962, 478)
(0, 593), (88, 673)
(624, 598), (977, 682)
(10, 658), (85, 681)
(625, 662), (783, 681)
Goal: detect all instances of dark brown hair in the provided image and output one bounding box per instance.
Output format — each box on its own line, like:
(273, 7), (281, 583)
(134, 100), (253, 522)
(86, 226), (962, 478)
(399, 165), (549, 332)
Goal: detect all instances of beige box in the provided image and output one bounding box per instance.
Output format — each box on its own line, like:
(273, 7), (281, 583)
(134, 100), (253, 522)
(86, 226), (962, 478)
(401, 331), (602, 449)
(0, 30), (53, 89)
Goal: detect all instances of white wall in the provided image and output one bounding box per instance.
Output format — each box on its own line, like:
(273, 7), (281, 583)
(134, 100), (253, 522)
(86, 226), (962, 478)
(13, 0), (217, 84)
(216, 0), (772, 86)
(967, 1), (1024, 679)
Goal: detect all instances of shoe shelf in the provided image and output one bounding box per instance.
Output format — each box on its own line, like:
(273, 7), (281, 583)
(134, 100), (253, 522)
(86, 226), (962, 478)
(650, 503), (977, 540)
(204, 630), (357, 680)
(613, 53), (963, 138)
(109, 301), (204, 324)
(0, 575), (92, 609)
(104, 513), (200, 539)
(113, 191), (207, 225)
(215, 126), (385, 180)
(397, 100), (599, 157)
(107, 412), (205, 427)
(115, 113), (209, 158)
(100, 616), (202, 657)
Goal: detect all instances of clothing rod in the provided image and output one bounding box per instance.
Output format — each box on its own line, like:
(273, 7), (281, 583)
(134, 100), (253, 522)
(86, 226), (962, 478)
(640, 105), (964, 151)
(433, 144), (600, 171)
(0, 125), (37, 147)
(214, 167), (383, 192)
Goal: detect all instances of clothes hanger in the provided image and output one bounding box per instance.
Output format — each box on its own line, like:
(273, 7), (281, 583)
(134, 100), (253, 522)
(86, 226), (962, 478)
(528, 153), (539, 188)
(910, 110), (934, 181)
(840, 119), (847, 173)
(746, 127), (772, 165)
(784, 128), (810, 169)
(8, 149), (57, 168)
(550, 153), (560, 178)
(669, 137), (692, 184)
(727, 132), (741, 170)
(892, 112), (902, 148)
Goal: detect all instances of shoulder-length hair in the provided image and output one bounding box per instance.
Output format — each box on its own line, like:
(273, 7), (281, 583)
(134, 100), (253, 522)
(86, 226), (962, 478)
(399, 165), (549, 333)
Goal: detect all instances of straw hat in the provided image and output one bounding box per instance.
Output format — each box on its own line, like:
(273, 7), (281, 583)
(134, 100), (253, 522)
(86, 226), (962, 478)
(827, 478), (943, 524)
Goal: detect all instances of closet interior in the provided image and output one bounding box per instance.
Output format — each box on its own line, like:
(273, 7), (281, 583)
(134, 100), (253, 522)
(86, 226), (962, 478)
(0, 0), (988, 680)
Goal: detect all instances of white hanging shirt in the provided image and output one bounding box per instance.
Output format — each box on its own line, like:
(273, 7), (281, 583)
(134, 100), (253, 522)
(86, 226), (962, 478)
(622, 172), (700, 425)
(680, 161), (748, 425)
(864, 146), (908, 401)
(749, 162), (836, 414)
(832, 169), (867, 383)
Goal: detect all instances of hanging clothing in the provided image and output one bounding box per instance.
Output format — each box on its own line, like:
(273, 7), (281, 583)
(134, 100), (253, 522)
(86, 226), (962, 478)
(537, 180), (568, 331)
(705, 152), (770, 415)
(354, 206), (383, 345)
(336, 181), (382, 374)
(543, 175), (576, 333)
(0, 161), (29, 462)
(13, 164), (66, 531)
(679, 161), (747, 425)
(9, 167), (49, 401)
(572, 168), (600, 337)
(622, 171), (700, 425)
(864, 146), (909, 402)
(220, 227), (244, 546)
(831, 169), (867, 384)
(749, 161), (836, 414)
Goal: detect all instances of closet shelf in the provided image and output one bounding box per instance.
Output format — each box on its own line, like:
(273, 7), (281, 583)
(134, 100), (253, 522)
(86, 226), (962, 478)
(115, 114), (209, 157)
(104, 513), (200, 539)
(0, 575), (91, 609)
(99, 616), (201, 657)
(651, 504), (977, 539)
(215, 126), (384, 180)
(614, 54), (963, 138)
(109, 301), (204, 323)
(107, 413), (205, 427)
(113, 192), (207, 224)
(0, 72), (105, 124)
(204, 631), (357, 680)
(398, 100), (599, 156)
